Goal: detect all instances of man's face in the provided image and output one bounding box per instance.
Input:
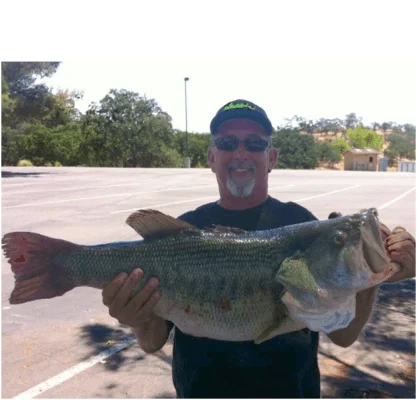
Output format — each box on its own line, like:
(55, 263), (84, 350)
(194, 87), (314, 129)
(208, 119), (277, 199)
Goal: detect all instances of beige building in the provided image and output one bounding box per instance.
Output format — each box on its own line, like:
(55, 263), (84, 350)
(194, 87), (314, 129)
(343, 148), (381, 171)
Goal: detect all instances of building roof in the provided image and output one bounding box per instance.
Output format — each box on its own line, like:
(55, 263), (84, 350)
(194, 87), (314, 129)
(344, 148), (380, 155)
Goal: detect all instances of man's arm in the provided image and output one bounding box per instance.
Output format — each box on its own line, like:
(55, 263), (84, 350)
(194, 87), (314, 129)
(326, 286), (377, 348)
(132, 316), (172, 354)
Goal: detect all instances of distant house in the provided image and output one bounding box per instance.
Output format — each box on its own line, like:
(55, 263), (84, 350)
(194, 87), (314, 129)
(343, 148), (381, 171)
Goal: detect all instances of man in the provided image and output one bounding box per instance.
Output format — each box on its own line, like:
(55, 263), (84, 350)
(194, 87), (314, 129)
(102, 100), (416, 398)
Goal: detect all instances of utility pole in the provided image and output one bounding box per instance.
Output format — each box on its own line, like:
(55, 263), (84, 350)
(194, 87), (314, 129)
(184, 77), (190, 168)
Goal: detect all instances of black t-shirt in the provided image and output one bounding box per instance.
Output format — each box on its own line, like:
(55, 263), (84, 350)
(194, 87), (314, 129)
(172, 196), (320, 398)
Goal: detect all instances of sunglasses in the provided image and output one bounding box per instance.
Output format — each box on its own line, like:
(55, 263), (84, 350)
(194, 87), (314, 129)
(213, 134), (270, 152)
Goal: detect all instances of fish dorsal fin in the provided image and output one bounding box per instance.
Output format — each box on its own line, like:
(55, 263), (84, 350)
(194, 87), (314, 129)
(206, 225), (248, 235)
(126, 209), (196, 239)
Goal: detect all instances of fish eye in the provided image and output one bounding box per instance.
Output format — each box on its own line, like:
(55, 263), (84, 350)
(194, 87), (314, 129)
(333, 231), (347, 246)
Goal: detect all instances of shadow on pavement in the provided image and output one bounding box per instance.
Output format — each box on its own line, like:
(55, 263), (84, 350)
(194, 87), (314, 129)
(363, 280), (415, 354)
(320, 279), (416, 398)
(79, 323), (173, 372)
(92, 382), (123, 398)
(2, 170), (54, 178)
(79, 323), (175, 398)
(78, 323), (145, 372)
(152, 392), (176, 398)
(320, 352), (415, 398)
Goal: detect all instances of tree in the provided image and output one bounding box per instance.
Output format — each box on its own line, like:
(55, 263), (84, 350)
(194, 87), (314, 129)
(298, 119), (315, 134)
(345, 113), (362, 129)
(316, 141), (341, 167)
(1, 62), (61, 128)
(314, 118), (344, 133)
(272, 129), (318, 169)
(41, 89), (83, 128)
(174, 131), (211, 167)
(402, 124), (416, 136)
(1, 126), (21, 165)
(6, 122), (83, 166)
(282, 115), (305, 129)
(12, 124), (55, 166)
(49, 123), (84, 166)
(280, 116), (346, 134)
(331, 138), (350, 155)
(384, 132), (416, 162)
(381, 121), (394, 131)
(1, 62), (74, 166)
(2, 62), (60, 94)
(86, 89), (177, 167)
(79, 109), (109, 166)
(346, 126), (384, 150)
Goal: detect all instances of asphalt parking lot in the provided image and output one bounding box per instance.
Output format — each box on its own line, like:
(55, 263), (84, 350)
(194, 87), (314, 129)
(1, 167), (415, 399)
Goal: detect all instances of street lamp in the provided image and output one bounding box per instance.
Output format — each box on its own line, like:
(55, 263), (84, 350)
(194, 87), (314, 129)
(184, 77), (190, 168)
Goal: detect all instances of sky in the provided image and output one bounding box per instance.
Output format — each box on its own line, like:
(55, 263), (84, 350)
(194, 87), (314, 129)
(42, 60), (416, 133)
(2, 0), (416, 133)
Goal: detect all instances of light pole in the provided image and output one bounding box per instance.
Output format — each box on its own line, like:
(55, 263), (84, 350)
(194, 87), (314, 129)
(184, 77), (190, 168)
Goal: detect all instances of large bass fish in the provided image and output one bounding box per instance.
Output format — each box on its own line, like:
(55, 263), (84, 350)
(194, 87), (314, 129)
(2, 208), (397, 344)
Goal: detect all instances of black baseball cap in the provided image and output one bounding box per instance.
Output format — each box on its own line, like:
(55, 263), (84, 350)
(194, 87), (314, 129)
(210, 99), (273, 135)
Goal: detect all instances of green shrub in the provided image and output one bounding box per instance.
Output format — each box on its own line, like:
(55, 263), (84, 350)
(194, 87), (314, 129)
(54, 161), (63, 167)
(17, 159), (33, 166)
(32, 156), (45, 166)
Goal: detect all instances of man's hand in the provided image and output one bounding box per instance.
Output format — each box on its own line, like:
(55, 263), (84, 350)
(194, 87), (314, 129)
(102, 268), (162, 328)
(361, 211), (415, 283)
(384, 226), (416, 283)
(102, 268), (170, 354)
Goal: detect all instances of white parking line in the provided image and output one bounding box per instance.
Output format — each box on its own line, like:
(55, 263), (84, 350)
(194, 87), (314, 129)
(2, 177), (207, 195)
(378, 187), (416, 210)
(110, 196), (219, 214)
(293, 185), (361, 202)
(1, 178), (135, 188)
(110, 185), (293, 214)
(2, 185), (216, 209)
(11, 336), (137, 400)
(11, 314), (39, 319)
(2, 182), (163, 195)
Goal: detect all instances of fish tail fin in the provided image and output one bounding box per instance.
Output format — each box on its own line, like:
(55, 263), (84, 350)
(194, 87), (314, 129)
(2, 232), (79, 304)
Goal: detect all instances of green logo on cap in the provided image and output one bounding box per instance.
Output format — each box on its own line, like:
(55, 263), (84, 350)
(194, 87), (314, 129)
(224, 102), (255, 111)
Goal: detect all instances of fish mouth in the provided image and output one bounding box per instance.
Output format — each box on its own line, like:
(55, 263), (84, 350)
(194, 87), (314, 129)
(359, 208), (389, 273)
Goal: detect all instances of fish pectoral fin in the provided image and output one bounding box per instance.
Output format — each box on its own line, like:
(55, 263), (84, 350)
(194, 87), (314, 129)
(126, 209), (197, 239)
(276, 257), (321, 295)
(254, 317), (307, 344)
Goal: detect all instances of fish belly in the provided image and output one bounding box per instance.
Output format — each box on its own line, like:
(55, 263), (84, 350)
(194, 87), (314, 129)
(154, 290), (279, 341)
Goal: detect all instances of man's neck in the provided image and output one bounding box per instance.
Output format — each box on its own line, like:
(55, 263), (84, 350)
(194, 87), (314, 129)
(218, 193), (269, 210)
